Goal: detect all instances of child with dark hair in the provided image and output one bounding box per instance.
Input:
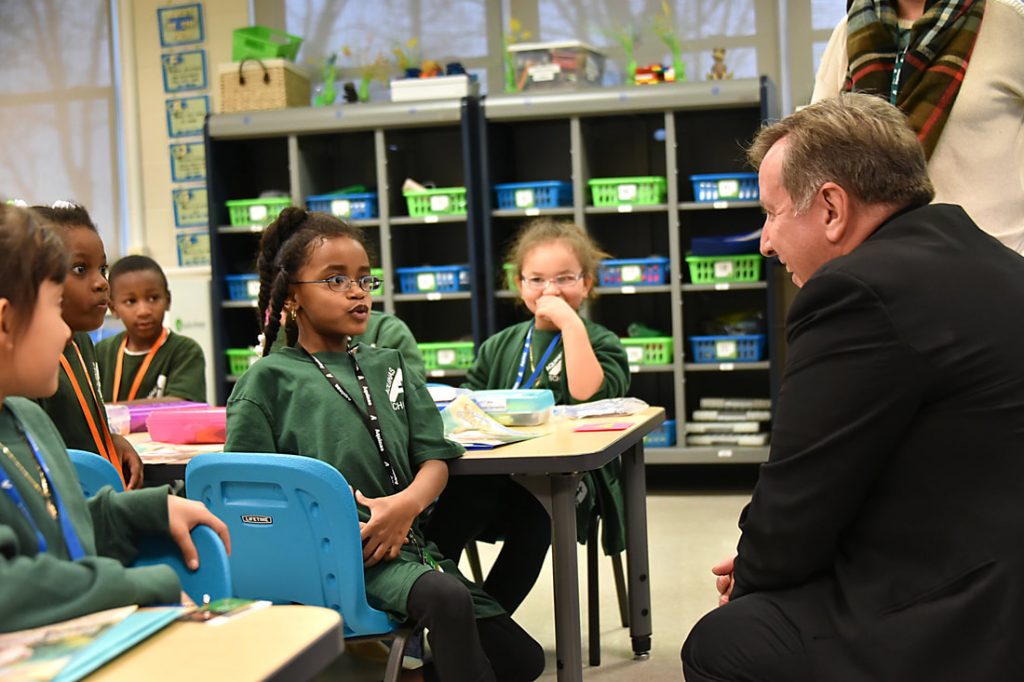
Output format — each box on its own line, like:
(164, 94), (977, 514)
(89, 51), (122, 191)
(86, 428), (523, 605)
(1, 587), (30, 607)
(30, 202), (144, 489)
(425, 218), (631, 614)
(96, 255), (206, 403)
(226, 207), (544, 682)
(0, 204), (230, 631)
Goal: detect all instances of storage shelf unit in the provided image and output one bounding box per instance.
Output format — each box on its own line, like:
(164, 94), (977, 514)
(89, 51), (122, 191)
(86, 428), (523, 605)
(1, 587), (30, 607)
(205, 97), (487, 403)
(479, 78), (780, 465)
(205, 79), (780, 464)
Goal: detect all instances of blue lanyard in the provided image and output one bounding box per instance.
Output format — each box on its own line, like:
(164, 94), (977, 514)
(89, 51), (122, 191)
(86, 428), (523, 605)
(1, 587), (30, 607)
(0, 413), (86, 560)
(512, 324), (562, 390)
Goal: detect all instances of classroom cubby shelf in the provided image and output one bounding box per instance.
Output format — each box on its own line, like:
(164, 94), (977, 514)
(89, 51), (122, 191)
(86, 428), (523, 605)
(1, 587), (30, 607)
(205, 78), (781, 463)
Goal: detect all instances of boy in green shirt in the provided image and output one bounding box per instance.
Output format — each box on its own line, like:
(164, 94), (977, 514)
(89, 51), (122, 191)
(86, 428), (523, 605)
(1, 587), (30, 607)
(97, 255), (206, 404)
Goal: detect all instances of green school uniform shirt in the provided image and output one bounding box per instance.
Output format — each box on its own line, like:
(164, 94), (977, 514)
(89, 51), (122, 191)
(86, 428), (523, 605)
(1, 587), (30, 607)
(464, 318), (631, 554)
(269, 310), (425, 383)
(0, 398), (179, 632)
(225, 344), (503, 621)
(96, 330), (206, 403)
(36, 333), (114, 457)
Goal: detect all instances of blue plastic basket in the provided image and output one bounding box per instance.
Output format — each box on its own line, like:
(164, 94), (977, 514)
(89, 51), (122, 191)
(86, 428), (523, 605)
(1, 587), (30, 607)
(643, 419), (676, 448)
(305, 192), (378, 220)
(689, 173), (759, 202)
(598, 257), (670, 287)
(689, 334), (766, 363)
(396, 265), (471, 293)
(224, 274), (259, 301)
(494, 181), (572, 210)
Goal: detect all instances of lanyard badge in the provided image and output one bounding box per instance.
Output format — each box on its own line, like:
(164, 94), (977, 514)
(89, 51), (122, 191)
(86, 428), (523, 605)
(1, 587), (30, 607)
(512, 324), (562, 390)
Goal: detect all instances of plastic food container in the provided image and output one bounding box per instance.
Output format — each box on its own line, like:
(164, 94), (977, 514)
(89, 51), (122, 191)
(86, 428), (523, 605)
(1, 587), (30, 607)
(105, 404), (131, 436)
(147, 407), (227, 444)
(470, 389), (555, 426)
(126, 400), (207, 433)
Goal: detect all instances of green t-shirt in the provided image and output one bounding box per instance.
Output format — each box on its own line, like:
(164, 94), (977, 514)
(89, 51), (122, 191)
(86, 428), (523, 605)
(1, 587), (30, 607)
(96, 330), (206, 403)
(0, 398), (178, 631)
(269, 310), (425, 384)
(225, 344), (501, 620)
(464, 318), (631, 401)
(36, 333), (114, 458)
(464, 317), (632, 554)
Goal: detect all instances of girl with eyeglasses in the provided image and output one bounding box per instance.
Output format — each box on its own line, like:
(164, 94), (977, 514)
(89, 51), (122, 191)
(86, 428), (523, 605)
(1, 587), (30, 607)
(425, 218), (631, 615)
(225, 208), (544, 682)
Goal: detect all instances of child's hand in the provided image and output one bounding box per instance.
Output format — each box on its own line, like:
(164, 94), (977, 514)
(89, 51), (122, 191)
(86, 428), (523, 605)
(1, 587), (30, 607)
(167, 495), (232, 570)
(355, 489), (418, 567)
(535, 295), (582, 331)
(112, 433), (144, 489)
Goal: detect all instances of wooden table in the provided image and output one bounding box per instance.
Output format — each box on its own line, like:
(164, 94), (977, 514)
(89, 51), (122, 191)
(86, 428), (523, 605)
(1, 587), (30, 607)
(88, 605), (342, 681)
(448, 407), (665, 682)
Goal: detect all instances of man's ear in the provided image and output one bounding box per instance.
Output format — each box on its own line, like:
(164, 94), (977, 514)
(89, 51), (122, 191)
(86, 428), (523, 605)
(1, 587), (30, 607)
(819, 182), (850, 244)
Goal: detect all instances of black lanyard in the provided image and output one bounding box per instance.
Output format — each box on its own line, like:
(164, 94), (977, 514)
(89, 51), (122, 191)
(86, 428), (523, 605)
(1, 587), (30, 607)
(302, 346), (401, 492)
(302, 346), (443, 571)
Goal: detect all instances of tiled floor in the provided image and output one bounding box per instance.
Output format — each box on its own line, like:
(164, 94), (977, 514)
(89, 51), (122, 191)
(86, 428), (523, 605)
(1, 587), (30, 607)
(315, 465), (757, 681)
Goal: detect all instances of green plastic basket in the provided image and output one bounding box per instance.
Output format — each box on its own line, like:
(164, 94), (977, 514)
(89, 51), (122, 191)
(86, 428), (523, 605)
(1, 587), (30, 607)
(620, 337), (674, 365)
(686, 254), (763, 284)
(403, 188), (467, 217)
(225, 197), (292, 226)
(418, 341), (475, 370)
(371, 267), (384, 296)
(226, 348), (259, 377)
(232, 26), (303, 61)
(588, 176), (667, 206)
(502, 263), (518, 290)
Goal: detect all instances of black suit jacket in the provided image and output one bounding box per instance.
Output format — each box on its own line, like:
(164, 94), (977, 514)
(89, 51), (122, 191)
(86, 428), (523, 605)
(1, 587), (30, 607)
(732, 204), (1024, 680)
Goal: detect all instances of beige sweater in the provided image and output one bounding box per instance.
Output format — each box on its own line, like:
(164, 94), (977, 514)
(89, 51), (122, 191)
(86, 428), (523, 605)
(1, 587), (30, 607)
(812, 0), (1024, 254)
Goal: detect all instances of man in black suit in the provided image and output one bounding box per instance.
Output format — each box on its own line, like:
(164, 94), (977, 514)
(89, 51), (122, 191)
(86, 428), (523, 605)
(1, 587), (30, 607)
(681, 93), (1024, 681)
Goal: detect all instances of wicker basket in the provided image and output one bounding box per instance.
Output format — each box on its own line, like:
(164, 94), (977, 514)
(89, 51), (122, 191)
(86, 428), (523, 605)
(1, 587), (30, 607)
(219, 58), (310, 113)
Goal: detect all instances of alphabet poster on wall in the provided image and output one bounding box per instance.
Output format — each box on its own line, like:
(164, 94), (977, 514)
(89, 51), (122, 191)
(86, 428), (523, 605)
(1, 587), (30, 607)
(165, 95), (209, 138)
(172, 187), (208, 227)
(157, 3), (204, 47)
(169, 142), (206, 183)
(161, 50), (207, 93)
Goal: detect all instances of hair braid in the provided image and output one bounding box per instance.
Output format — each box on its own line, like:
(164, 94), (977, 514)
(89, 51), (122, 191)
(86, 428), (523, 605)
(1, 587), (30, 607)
(261, 270), (291, 357)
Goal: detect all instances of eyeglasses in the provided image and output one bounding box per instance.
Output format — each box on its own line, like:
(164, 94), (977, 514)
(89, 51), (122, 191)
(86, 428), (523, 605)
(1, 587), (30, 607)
(520, 273), (585, 290)
(293, 274), (382, 293)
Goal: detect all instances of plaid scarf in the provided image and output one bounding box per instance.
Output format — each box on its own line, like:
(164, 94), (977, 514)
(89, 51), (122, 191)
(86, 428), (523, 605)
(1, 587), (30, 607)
(844, 0), (986, 159)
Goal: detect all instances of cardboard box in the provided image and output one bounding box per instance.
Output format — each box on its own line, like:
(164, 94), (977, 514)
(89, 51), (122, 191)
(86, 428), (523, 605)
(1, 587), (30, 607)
(390, 74), (479, 102)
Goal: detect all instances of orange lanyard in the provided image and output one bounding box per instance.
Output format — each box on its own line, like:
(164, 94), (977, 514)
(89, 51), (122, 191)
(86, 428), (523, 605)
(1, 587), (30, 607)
(112, 328), (169, 401)
(59, 341), (123, 484)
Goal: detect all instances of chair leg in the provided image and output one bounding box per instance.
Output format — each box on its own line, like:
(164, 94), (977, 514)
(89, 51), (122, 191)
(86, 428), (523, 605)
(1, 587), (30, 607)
(465, 541), (484, 585)
(383, 629), (412, 682)
(611, 551), (630, 628)
(587, 518), (601, 667)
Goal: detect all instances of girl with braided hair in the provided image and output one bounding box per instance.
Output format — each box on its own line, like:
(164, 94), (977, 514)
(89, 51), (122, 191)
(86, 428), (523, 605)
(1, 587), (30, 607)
(225, 207), (544, 682)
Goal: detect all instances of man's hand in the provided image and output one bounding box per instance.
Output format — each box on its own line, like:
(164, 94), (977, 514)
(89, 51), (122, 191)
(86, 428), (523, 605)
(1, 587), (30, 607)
(713, 554), (737, 607)
(167, 495), (231, 570)
(355, 489), (419, 568)
(113, 433), (143, 490)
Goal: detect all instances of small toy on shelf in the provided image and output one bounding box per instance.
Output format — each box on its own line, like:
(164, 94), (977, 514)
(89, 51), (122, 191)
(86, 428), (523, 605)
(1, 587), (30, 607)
(634, 63), (677, 85)
(312, 53), (337, 106)
(392, 37), (421, 78)
(707, 47), (733, 80)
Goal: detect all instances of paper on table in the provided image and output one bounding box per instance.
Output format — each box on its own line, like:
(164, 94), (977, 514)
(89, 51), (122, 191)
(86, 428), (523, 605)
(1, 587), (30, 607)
(441, 395), (542, 449)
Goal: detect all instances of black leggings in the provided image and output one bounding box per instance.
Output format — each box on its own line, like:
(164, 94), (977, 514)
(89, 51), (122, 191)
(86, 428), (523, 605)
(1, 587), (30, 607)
(406, 570), (545, 682)
(424, 475), (551, 614)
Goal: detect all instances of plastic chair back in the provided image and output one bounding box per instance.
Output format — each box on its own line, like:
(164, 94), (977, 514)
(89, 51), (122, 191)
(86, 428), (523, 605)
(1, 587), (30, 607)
(67, 448), (124, 495)
(67, 448), (233, 604)
(185, 452), (397, 638)
(134, 526), (234, 604)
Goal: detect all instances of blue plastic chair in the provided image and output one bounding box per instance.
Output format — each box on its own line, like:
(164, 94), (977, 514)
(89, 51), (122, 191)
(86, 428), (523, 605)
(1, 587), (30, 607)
(66, 448), (233, 604)
(185, 452), (412, 681)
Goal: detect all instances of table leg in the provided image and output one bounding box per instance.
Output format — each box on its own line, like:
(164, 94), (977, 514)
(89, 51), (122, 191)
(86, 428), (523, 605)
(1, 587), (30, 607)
(621, 441), (652, 658)
(548, 473), (584, 682)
